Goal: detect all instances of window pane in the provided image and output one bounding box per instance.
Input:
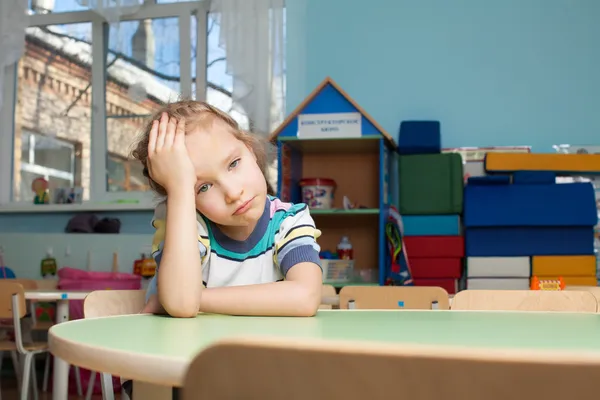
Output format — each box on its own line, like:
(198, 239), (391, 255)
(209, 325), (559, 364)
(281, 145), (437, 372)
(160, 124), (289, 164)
(29, 0), (88, 15)
(105, 17), (180, 193)
(13, 22), (91, 201)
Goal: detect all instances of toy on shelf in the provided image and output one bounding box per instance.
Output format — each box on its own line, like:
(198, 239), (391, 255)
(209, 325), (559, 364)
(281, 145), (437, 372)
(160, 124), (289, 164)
(0, 246), (16, 279)
(299, 178), (336, 209)
(32, 177), (49, 204)
(530, 276), (565, 291)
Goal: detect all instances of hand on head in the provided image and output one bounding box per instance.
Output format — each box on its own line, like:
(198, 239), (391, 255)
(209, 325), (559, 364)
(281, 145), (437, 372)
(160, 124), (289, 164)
(147, 112), (196, 194)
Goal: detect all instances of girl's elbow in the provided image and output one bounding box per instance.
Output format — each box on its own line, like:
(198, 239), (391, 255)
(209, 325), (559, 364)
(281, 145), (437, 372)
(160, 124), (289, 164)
(295, 286), (321, 317)
(159, 293), (200, 318)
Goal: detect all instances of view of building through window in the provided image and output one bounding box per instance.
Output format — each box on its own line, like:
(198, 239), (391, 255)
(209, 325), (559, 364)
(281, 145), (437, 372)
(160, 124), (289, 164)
(12, 0), (249, 202)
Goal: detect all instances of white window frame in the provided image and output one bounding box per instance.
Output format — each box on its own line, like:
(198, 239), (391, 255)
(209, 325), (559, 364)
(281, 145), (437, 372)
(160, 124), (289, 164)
(0, 1), (208, 210)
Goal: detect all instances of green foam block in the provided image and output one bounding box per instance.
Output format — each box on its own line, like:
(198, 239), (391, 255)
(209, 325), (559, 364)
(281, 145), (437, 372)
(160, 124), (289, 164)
(398, 153), (464, 215)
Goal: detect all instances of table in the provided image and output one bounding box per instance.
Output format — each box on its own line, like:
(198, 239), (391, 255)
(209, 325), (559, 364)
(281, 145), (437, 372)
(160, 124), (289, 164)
(49, 309), (600, 397)
(26, 289), (91, 399)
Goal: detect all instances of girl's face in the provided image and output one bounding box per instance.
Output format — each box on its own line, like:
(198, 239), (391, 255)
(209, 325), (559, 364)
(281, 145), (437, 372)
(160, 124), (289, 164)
(185, 121), (267, 239)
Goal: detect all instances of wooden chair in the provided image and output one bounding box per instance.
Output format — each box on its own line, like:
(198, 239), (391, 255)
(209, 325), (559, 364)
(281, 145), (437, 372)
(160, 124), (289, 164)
(83, 290), (147, 400)
(182, 337), (600, 400)
(338, 286), (450, 310)
(319, 284), (337, 309)
(0, 281), (48, 400)
(565, 285), (600, 307)
(451, 290), (598, 312)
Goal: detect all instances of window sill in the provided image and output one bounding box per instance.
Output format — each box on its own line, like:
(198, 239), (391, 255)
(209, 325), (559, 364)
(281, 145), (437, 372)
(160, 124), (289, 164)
(0, 201), (156, 214)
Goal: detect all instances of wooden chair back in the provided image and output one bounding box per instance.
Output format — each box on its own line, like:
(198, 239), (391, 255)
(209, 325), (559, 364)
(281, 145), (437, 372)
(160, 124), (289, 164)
(182, 338), (600, 400)
(84, 290), (146, 318)
(339, 286), (450, 310)
(320, 284), (337, 309)
(452, 290), (597, 312)
(565, 286), (600, 306)
(0, 281), (27, 319)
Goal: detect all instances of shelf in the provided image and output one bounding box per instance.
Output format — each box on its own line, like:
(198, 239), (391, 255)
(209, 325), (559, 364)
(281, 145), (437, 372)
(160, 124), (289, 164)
(310, 208), (380, 215)
(0, 201), (156, 214)
(279, 135), (382, 154)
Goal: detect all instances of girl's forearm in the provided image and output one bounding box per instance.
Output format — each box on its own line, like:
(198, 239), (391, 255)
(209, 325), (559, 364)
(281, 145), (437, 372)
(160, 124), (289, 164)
(198, 279), (321, 317)
(158, 189), (203, 317)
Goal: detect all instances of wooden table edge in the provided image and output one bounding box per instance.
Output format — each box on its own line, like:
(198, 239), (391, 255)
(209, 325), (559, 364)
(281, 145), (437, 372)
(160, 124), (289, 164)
(49, 314), (600, 389)
(49, 324), (187, 387)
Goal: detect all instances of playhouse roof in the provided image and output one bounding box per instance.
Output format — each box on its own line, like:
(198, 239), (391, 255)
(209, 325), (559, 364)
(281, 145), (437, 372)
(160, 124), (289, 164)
(268, 76), (397, 148)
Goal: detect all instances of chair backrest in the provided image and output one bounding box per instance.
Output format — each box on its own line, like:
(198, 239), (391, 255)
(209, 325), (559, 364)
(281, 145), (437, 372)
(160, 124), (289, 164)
(11, 279), (38, 290)
(0, 281), (27, 319)
(83, 290), (147, 318)
(182, 338), (600, 400)
(319, 284), (337, 309)
(565, 286), (600, 305)
(451, 290), (598, 312)
(339, 286), (450, 310)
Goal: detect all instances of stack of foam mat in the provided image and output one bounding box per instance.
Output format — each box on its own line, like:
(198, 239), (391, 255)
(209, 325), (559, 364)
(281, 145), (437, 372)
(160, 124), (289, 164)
(397, 121), (465, 292)
(464, 167), (598, 288)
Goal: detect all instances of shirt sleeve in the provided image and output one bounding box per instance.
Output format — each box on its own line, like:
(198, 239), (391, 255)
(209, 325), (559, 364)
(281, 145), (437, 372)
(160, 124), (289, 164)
(274, 204), (322, 277)
(145, 202), (211, 302)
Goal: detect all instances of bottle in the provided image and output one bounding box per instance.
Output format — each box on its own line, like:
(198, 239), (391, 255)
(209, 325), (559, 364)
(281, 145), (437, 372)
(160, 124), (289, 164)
(337, 236), (354, 260)
(41, 247), (58, 278)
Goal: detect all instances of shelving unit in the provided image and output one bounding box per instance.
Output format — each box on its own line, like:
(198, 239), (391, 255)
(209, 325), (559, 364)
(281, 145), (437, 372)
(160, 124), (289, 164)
(269, 77), (399, 286)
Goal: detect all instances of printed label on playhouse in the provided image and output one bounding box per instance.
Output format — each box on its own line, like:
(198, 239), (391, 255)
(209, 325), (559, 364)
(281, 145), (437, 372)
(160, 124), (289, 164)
(297, 112), (362, 139)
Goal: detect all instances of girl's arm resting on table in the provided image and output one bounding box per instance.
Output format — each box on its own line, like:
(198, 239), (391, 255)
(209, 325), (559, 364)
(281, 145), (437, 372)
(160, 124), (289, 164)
(198, 262), (322, 317)
(157, 190), (204, 318)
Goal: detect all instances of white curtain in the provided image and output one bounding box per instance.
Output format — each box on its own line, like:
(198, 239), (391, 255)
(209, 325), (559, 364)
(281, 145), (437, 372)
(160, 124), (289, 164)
(0, 0), (29, 113)
(209, 0), (286, 137)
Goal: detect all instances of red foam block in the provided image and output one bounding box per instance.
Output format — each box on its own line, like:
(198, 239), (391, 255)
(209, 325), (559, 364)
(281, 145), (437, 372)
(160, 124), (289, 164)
(410, 258), (463, 279)
(413, 278), (458, 295)
(405, 236), (465, 258)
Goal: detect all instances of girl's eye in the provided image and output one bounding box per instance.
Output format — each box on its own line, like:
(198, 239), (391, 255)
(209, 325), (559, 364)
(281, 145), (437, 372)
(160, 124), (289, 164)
(198, 183), (212, 194)
(229, 158), (240, 170)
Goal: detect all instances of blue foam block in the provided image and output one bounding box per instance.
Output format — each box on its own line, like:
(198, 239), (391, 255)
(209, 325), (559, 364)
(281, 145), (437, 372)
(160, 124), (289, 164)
(464, 182), (597, 227)
(403, 215), (462, 236)
(467, 175), (511, 185)
(512, 171), (556, 185)
(398, 121), (441, 155)
(465, 227), (595, 256)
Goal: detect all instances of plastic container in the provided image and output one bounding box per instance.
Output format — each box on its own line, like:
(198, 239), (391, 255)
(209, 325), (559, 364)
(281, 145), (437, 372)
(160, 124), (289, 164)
(337, 236), (354, 260)
(299, 178), (336, 209)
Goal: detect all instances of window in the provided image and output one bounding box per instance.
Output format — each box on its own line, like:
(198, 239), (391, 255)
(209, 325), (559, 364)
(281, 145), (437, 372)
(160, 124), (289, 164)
(1, 0), (255, 207)
(17, 131), (82, 202)
(12, 21), (92, 201)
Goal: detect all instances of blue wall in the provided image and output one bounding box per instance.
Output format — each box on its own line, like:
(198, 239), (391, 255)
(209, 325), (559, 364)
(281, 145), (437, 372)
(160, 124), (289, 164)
(3, 0), (600, 234)
(286, 0), (600, 151)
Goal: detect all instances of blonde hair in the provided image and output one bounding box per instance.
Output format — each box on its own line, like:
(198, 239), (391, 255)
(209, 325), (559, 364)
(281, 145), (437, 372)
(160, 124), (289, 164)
(131, 100), (274, 197)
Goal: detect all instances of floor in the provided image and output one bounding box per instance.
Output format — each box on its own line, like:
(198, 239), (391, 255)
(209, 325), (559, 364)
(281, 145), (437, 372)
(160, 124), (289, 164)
(1, 377), (121, 399)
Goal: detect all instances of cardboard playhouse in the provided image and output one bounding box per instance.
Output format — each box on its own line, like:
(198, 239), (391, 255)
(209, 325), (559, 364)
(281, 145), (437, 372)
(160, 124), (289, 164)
(464, 153), (600, 290)
(268, 77), (411, 287)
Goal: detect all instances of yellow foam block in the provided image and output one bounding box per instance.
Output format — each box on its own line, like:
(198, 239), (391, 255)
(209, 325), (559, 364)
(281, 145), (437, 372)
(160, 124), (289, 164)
(532, 255), (596, 277)
(485, 153), (600, 173)
(537, 276), (597, 286)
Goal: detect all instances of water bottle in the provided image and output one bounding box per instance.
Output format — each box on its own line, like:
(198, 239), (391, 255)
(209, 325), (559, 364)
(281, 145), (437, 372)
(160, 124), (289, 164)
(337, 236), (354, 260)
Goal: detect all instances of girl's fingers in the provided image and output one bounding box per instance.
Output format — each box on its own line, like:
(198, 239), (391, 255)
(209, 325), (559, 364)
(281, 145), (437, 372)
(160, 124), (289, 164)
(174, 118), (186, 146)
(164, 116), (177, 147)
(147, 120), (158, 155)
(156, 112), (168, 149)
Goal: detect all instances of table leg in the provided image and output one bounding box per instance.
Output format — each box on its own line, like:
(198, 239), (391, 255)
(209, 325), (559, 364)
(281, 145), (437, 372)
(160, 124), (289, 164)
(52, 300), (70, 400)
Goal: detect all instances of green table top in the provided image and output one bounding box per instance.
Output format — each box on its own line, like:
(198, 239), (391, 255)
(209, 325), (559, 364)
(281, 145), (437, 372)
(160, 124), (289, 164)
(51, 310), (600, 359)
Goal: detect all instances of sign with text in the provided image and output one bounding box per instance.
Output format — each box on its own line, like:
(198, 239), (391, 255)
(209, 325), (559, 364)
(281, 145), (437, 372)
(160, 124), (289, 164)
(297, 112), (362, 139)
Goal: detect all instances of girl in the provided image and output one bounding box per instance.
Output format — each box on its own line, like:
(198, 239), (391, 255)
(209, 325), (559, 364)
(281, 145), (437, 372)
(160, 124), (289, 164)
(131, 101), (323, 318)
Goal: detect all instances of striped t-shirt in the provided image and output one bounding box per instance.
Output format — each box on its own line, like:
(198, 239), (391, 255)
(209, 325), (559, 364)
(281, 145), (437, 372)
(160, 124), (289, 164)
(145, 196), (322, 300)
